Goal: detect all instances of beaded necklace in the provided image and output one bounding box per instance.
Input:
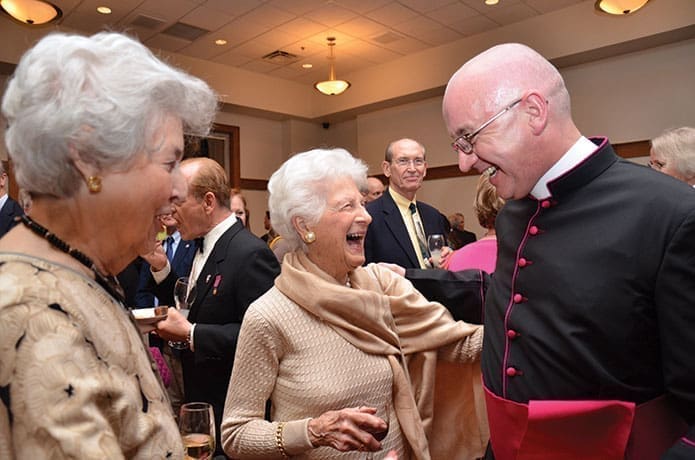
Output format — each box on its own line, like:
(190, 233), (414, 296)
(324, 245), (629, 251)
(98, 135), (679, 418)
(18, 214), (126, 304)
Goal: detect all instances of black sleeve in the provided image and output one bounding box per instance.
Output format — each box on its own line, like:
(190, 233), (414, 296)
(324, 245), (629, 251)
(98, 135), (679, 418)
(404, 268), (489, 324)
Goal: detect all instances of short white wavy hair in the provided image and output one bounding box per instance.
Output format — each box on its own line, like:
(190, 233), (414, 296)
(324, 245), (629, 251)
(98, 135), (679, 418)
(2, 32), (217, 197)
(268, 148), (368, 251)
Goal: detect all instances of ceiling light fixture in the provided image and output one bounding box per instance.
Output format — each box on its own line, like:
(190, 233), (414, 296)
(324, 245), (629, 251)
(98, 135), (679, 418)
(0, 0), (62, 25)
(594, 0), (650, 15)
(485, 0), (499, 5)
(314, 37), (350, 96)
(96, 6), (111, 15)
(215, 39), (227, 46)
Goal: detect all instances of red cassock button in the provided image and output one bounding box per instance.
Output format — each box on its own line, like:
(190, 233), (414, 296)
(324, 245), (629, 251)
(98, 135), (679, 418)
(518, 258), (527, 267)
(529, 226), (539, 235)
(507, 329), (518, 339)
(506, 367), (518, 377)
(513, 293), (523, 303)
(541, 200), (551, 209)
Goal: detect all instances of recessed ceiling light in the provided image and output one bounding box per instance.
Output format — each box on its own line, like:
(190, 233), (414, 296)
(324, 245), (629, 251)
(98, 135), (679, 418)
(215, 39), (227, 46)
(485, 0), (499, 5)
(96, 6), (111, 14)
(302, 63), (313, 69)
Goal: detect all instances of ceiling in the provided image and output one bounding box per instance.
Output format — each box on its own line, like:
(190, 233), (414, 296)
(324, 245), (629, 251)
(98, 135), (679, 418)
(42, 0), (586, 86)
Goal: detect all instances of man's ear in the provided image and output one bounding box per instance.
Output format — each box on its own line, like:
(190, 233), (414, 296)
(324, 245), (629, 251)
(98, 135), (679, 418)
(524, 92), (549, 135)
(382, 160), (391, 178)
(202, 191), (216, 213)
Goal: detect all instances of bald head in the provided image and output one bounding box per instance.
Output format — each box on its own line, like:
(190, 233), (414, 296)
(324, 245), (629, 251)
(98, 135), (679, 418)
(442, 43), (581, 200)
(365, 177), (385, 202)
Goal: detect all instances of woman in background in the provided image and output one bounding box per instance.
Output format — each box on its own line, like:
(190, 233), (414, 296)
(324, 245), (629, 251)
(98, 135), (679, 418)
(231, 187), (249, 226)
(221, 148), (487, 459)
(649, 126), (695, 186)
(0, 32), (217, 458)
(448, 173), (505, 273)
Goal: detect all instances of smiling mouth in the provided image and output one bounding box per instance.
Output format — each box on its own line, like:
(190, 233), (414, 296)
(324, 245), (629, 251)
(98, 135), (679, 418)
(346, 233), (364, 242)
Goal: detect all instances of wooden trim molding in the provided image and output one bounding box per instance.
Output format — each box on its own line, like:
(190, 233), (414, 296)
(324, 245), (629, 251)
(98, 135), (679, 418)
(230, 139), (652, 192)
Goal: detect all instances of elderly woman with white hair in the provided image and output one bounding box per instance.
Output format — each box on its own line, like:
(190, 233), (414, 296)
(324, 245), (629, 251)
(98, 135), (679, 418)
(649, 126), (695, 186)
(0, 32), (216, 458)
(221, 148), (488, 459)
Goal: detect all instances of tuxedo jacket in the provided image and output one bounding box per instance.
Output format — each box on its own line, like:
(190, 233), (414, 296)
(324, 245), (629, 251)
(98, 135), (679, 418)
(0, 196), (23, 238)
(364, 189), (450, 268)
(152, 221), (280, 451)
(134, 237), (196, 307)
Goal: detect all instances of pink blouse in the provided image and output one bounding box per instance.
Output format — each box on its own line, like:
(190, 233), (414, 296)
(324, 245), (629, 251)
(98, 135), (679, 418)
(447, 237), (497, 273)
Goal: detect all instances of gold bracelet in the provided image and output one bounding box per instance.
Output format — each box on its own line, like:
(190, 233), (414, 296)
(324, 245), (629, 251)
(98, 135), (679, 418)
(275, 422), (289, 458)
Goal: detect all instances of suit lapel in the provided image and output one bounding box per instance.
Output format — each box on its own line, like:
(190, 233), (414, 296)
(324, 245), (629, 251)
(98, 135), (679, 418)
(189, 222), (242, 321)
(381, 192), (419, 267)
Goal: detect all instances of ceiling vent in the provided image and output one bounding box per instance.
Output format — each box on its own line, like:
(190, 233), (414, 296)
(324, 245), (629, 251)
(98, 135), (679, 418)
(371, 31), (404, 45)
(130, 14), (167, 30)
(162, 22), (210, 41)
(262, 50), (300, 64)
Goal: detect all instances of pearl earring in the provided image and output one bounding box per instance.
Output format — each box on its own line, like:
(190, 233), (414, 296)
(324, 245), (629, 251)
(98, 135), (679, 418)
(304, 231), (316, 244)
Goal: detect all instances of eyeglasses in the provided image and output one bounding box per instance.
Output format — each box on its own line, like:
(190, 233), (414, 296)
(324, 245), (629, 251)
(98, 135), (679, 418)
(393, 157), (425, 168)
(648, 159), (665, 170)
(451, 98), (523, 155)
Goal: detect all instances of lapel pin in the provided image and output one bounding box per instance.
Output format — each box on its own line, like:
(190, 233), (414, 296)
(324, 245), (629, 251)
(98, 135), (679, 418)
(205, 274), (211, 284)
(213, 274), (222, 295)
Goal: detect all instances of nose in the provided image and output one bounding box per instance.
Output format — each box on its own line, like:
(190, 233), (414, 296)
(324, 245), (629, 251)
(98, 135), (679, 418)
(360, 205), (373, 225)
(171, 166), (187, 206)
(458, 150), (478, 173)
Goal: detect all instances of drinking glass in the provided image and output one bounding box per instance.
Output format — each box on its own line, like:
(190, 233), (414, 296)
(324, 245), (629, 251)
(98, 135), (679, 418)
(169, 277), (196, 350)
(179, 402), (215, 460)
(427, 234), (446, 268)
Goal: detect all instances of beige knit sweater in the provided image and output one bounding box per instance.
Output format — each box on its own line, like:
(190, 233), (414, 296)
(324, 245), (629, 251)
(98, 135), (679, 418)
(221, 257), (485, 459)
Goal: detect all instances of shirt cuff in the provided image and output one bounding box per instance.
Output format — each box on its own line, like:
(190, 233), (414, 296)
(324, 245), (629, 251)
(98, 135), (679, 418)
(151, 260), (171, 284)
(281, 418), (314, 455)
(188, 323), (196, 352)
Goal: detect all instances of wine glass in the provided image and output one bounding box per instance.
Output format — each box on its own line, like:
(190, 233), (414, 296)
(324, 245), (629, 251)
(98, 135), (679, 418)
(169, 277), (196, 350)
(427, 234), (446, 268)
(179, 402), (215, 460)
(364, 402), (390, 460)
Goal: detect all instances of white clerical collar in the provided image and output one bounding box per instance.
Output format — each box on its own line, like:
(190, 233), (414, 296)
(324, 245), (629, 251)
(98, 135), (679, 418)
(530, 136), (597, 199)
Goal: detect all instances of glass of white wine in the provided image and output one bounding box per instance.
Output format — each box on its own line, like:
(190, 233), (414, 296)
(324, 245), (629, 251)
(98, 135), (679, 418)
(427, 234), (446, 268)
(180, 402), (215, 460)
(170, 277), (195, 350)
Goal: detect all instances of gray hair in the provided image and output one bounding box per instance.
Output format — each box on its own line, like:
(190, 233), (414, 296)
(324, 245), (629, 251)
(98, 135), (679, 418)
(268, 148), (368, 251)
(384, 138), (426, 162)
(2, 32), (217, 197)
(650, 127), (695, 182)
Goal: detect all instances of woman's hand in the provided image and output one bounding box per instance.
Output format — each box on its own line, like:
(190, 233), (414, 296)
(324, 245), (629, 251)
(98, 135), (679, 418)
(436, 245), (453, 269)
(307, 406), (388, 452)
(141, 241), (168, 271)
(154, 307), (191, 342)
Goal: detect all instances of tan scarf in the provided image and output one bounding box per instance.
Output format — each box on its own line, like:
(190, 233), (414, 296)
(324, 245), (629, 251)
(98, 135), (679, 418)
(274, 251), (488, 459)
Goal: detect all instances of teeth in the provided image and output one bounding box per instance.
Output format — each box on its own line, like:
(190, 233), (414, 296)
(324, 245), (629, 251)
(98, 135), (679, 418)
(346, 233), (362, 241)
(485, 166), (498, 177)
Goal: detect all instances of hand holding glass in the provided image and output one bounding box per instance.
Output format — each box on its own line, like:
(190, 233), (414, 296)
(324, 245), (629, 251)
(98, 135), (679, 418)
(427, 234), (446, 267)
(170, 277), (195, 350)
(179, 402), (215, 460)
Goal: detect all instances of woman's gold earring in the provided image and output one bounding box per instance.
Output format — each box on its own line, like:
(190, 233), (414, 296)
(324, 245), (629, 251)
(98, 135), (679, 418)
(304, 231), (316, 244)
(87, 176), (102, 193)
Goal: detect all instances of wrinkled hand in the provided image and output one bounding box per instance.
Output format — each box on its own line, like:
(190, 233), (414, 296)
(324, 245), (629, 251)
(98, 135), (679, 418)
(141, 241), (168, 271)
(154, 307), (191, 342)
(377, 262), (406, 277)
(436, 245), (453, 269)
(307, 406), (388, 452)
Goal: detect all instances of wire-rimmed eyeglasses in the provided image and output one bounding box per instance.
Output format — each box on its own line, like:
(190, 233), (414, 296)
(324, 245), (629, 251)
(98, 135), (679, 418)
(451, 98), (523, 155)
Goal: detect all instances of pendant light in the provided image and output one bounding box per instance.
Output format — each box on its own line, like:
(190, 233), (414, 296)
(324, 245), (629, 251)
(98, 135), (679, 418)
(594, 0), (650, 15)
(314, 37), (351, 96)
(0, 0), (62, 26)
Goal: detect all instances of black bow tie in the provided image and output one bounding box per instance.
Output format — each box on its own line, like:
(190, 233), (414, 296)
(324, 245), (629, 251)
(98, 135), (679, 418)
(194, 237), (204, 253)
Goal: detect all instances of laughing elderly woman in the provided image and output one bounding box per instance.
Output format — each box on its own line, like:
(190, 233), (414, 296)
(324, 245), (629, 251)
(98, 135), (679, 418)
(0, 32), (216, 458)
(221, 148), (488, 459)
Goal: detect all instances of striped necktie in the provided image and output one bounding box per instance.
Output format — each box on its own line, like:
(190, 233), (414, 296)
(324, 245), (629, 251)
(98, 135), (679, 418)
(409, 203), (431, 268)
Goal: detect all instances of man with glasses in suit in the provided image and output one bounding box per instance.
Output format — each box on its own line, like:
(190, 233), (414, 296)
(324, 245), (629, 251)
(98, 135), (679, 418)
(364, 138), (450, 269)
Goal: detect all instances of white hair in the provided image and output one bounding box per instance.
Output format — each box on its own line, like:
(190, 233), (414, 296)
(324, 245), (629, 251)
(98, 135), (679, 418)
(2, 32), (217, 197)
(651, 127), (695, 181)
(268, 148), (368, 251)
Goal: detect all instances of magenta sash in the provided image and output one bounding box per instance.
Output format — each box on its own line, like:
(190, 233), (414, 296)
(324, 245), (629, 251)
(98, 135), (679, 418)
(484, 385), (686, 459)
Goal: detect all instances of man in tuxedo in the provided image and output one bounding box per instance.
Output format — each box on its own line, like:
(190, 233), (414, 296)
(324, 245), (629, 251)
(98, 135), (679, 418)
(364, 138), (450, 268)
(0, 160), (23, 238)
(152, 157), (280, 457)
